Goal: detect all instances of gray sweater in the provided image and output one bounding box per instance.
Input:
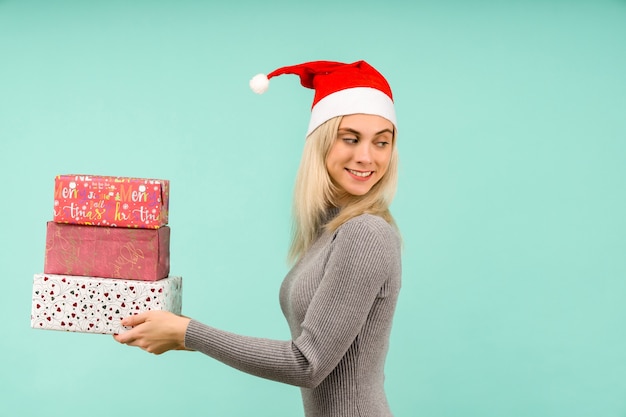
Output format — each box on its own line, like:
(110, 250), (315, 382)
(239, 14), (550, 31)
(185, 213), (402, 417)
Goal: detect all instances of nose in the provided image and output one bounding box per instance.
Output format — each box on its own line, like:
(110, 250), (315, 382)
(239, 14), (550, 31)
(355, 143), (372, 164)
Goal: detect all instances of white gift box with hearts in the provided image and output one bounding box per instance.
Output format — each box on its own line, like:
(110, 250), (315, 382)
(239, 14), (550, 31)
(31, 273), (182, 334)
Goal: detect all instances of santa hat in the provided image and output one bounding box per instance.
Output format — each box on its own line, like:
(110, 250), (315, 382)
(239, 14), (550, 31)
(249, 60), (396, 137)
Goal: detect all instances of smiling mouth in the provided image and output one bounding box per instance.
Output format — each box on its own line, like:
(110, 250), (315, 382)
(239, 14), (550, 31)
(347, 169), (373, 178)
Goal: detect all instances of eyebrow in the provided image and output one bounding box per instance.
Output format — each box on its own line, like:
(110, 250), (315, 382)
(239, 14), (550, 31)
(338, 127), (394, 136)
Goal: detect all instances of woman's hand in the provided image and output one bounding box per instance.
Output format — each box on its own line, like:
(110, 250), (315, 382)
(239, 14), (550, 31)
(113, 310), (192, 355)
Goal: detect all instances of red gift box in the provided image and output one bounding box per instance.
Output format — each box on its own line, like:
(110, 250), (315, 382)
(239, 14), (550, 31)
(44, 222), (170, 281)
(53, 174), (169, 229)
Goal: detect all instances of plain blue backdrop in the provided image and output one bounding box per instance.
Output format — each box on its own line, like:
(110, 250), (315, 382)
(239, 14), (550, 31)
(1, 1), (625, 416)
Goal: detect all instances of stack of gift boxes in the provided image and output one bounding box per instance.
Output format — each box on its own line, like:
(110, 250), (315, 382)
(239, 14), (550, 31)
(31, 174), (182, 335)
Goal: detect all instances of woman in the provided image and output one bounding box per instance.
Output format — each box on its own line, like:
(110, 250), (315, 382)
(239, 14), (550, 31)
(115, 60), (402, 417)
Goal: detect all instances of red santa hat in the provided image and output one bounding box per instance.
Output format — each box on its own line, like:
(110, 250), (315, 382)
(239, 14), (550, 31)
(249, 60), (396, 137)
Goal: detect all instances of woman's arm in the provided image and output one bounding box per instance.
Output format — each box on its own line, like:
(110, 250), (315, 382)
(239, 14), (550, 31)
(115, 215), (400, 388)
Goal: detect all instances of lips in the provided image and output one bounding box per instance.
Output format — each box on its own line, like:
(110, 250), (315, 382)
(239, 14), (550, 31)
(346, 168), (374, 180)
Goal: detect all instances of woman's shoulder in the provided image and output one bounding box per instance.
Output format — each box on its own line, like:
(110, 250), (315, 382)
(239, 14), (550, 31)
(334, 213), (400, 245)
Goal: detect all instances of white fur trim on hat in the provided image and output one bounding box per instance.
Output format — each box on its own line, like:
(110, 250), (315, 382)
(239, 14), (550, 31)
(249, 74), (270, 94)
(306, 87), (396, 137)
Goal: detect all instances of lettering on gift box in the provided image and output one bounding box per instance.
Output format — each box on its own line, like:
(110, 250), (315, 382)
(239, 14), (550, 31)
(112, 243), (145, 277)
(119, 184), (148, 203)
(114, 201), (130, 222)
(134, 206), (158, 223)
(115, 202), (159, 223)
(63, 202), (105, 221)
(53, 175), (166, 227)
(54, 182), (78, 199)
(115, 201), (158, 224)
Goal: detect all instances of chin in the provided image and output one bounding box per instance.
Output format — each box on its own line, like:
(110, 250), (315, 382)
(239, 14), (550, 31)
(345, 188), (371, 198)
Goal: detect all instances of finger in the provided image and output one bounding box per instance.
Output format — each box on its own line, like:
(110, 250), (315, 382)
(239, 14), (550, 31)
(121, 312), (148, 327)
(113, 329), (135, 345)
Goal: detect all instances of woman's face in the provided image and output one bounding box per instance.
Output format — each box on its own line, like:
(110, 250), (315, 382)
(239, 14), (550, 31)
(325, 114), (394, 204)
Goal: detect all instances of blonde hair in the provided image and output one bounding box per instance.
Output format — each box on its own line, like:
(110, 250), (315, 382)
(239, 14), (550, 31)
(288, 115), (399, 263)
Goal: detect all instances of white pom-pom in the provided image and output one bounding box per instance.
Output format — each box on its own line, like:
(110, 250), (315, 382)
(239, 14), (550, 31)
(249, 73), (269, 94)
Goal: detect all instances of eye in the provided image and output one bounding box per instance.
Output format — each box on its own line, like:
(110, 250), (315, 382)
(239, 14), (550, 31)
(341, 137), (358, 144)
(376, 141), (390, 148)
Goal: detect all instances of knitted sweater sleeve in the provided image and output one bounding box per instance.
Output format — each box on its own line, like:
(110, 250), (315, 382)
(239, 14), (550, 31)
(184, 215), (400, 388)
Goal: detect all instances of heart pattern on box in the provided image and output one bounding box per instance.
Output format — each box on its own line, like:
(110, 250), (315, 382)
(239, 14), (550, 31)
(31, 274), (182, 334)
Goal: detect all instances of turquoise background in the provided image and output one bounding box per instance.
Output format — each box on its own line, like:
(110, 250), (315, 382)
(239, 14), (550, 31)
(1, 0), (625, 416)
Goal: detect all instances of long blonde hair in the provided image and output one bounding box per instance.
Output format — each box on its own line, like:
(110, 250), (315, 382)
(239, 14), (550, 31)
(288, 115), (399, 263)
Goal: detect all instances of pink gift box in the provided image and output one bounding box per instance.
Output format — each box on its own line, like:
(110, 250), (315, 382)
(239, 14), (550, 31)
(31, 273), (182, 334)
(53, 174), (169, 229)
(44, 222), (170, 281)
